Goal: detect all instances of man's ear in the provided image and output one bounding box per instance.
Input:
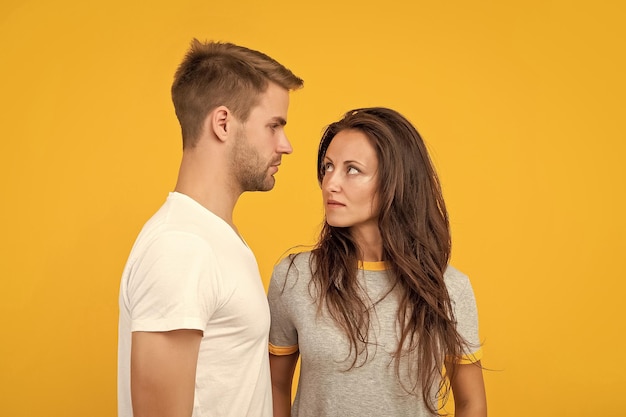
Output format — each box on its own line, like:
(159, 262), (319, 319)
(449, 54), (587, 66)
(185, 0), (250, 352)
(208, 106), (231, 142)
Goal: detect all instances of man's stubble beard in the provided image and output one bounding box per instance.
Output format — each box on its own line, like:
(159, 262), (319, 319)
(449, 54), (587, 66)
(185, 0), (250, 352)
(231, 130), (276, 192)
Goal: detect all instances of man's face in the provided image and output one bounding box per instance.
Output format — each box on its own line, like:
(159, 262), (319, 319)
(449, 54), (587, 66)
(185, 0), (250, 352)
(231, 82), (293, 192)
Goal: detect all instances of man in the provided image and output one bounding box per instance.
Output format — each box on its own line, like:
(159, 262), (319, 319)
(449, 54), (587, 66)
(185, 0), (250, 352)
(118, 39), (303, 417)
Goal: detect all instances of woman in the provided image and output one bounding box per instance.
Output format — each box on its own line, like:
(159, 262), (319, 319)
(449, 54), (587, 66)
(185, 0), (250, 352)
(268, 107), (486, 417)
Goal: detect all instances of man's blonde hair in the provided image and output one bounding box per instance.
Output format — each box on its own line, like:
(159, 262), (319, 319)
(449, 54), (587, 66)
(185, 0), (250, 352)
(171, 39), (303, 148)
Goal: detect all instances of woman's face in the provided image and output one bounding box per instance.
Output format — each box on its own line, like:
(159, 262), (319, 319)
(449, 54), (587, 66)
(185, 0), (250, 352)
(321, 129), (380, 233)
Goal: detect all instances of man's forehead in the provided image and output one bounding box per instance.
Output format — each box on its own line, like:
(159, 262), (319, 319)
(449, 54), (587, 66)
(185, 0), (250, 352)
(250, 87), (289, 120)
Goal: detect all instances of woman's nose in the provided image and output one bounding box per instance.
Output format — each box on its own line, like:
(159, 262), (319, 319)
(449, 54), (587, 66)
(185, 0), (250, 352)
(322, 172), (340, 192)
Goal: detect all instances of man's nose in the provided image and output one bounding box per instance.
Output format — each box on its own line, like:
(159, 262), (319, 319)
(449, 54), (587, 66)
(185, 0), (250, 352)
(277, 132), (293, 154)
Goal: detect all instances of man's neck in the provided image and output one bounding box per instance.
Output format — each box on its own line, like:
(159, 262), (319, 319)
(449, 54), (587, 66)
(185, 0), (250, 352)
(174, 150), (241, 229)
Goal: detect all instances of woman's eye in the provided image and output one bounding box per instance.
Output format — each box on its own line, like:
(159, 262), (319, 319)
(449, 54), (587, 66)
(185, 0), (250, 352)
(324, 162), (334, 172)
(347, 166), (359, 174)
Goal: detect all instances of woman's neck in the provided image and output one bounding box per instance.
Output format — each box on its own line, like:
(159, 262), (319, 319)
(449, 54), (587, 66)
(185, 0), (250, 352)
(350, 224), (383, 262)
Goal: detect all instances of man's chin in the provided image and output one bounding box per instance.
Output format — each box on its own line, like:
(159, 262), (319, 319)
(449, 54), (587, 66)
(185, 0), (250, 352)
(263, 177), (277, 191)
(249, 177), (275, 192)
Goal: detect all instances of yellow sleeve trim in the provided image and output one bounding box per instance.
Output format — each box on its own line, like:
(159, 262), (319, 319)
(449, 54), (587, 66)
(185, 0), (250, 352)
(269, 343), (299, 356)
(447, 348), (483, 365)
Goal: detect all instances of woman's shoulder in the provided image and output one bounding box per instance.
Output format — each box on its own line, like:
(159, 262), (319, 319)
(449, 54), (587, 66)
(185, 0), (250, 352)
(276, 250), (313, 268)
(272, 250), (315, 283)
(443, 264), (472, 294)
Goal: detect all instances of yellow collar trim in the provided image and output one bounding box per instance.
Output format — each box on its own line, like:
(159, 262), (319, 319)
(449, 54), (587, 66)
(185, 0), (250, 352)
(358, 260), (389, 271)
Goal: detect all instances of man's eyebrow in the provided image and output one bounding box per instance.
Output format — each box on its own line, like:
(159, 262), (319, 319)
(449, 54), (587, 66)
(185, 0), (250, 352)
(270, 117), (287, 126)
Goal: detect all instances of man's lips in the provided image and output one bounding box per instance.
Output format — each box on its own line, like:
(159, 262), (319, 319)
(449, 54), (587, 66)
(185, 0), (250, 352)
(269, 160), (281, 174)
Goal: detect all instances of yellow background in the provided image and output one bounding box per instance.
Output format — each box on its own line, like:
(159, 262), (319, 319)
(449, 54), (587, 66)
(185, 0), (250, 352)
(1, 0), (624, 416)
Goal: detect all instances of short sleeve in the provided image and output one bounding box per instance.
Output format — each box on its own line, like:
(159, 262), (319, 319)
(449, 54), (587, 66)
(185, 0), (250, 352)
(446, 266), (483, 364)
(127, 231), (220, 333)
(268, 257), (299, 355)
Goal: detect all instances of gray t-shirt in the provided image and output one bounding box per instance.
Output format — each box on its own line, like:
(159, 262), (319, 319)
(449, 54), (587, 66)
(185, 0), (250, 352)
(268, 252), (482, 417)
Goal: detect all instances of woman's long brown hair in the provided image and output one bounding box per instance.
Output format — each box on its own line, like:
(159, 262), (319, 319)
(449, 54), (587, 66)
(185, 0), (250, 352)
(308, 107), (469, 415)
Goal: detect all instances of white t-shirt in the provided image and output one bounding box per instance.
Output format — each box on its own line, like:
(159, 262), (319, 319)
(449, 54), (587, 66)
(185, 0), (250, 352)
(118, 192), (272, 417)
